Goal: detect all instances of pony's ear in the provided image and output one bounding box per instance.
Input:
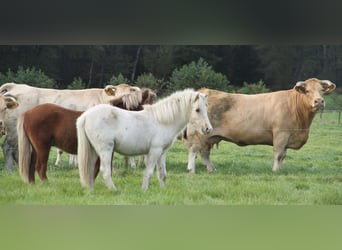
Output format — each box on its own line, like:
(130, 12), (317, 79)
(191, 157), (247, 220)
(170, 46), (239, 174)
(5, 95), (19, 109)
(104, 85), (117, 96)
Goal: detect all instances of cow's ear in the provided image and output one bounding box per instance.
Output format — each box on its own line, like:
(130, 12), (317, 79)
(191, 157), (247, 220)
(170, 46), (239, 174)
(5, 96), (19, 109)
(294, 81), (306, 94)
(320, 80), (336, 93)
(104, 85), (116, 96)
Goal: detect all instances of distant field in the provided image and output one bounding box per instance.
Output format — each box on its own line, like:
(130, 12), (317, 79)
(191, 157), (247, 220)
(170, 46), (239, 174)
(0, 111), (341, 205)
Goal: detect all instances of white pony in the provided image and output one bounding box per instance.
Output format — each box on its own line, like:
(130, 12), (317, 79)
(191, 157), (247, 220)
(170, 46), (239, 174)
(76, 89), (213, 190)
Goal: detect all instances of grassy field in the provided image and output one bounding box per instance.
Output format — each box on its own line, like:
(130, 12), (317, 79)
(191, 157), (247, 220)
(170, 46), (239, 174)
(0, 111), (341, 205)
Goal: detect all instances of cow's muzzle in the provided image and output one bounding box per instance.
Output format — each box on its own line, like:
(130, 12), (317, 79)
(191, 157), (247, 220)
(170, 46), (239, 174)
(313, 98), (325, 109)
(202, 125), (213, 134)
(0, 122), (6, 137)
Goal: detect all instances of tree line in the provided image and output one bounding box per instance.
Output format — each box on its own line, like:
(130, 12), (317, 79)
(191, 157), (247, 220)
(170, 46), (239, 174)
(0, 45), (341, 93)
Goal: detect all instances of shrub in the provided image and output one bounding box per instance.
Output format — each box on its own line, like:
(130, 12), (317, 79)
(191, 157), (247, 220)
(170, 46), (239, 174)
(0, 66), (56, 88)
(135, 72), (168, 94)
(135, 72), (157, 89)
(168, 58), (229, 92)
(108, 73), (130, 85)
(67, 77), (85, 89)
(236, 80), (270, 94)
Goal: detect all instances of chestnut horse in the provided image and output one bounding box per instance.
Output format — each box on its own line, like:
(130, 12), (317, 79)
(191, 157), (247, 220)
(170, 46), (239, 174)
(17, 89), (155, 183)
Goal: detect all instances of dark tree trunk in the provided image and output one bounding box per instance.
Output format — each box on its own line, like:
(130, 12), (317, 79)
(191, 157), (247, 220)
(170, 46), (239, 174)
(87, 61), (94, 88)
(131, 46), (142, 83)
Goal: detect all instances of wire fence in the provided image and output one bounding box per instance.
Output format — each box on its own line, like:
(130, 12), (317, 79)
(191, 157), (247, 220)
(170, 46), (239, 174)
(318, 109), (342, 125)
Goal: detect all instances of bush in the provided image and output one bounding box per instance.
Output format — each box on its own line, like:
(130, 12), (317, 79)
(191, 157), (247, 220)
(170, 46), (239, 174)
(135, 72), (157, 89)
(0, 66), (56, 88)
(236, 80), (270, 94)
(168, 58), (229, 92)
(108, 73), (130, 85)
(135, 72), (168, 94)
(67, 77), (85, 89)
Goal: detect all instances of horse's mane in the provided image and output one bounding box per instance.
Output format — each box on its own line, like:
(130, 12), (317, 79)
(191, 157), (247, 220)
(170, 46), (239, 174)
(109, 90), (143, 110)
(122, 90), (143, 110)
(109, 88), (157, 111)
(143, 89), (197, 124)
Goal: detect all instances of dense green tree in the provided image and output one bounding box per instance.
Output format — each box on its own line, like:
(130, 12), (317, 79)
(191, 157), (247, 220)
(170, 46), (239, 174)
(0, 45), (341, 92)
(168, 58), (229, 93)
(0, 66), (56, 88)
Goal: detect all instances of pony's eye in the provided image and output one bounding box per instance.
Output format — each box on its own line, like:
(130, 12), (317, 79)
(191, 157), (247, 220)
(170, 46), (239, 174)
(195, 108), (200, 113)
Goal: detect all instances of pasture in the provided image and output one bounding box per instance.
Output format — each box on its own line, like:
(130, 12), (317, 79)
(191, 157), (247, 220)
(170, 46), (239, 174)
(0, 111), (341, 205)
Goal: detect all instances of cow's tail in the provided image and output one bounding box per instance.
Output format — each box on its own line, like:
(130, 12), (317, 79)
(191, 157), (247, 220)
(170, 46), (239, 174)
(17, 113), (32, 183)
(76, 114), (97, 189)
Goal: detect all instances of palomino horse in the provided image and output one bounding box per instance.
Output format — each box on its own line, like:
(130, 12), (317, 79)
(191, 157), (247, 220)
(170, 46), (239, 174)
(76, 89), (213, 190)
(17, 89), (154, 183)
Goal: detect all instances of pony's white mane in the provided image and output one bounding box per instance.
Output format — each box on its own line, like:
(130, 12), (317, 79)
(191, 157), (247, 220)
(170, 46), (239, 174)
(122, 90), (143, 110)
(143, 89), (198, 124)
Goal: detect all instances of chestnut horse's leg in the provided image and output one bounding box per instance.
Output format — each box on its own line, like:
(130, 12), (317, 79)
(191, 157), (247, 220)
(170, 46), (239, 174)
(28, 150), (36, 183)
(36, 147), (50, 181)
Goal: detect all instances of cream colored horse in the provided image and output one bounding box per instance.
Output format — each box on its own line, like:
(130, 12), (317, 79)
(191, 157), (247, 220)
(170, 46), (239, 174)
(77, 89), (213, 190)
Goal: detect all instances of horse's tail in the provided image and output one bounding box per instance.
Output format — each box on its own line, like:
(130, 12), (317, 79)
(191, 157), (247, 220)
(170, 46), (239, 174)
(17, 113), (32, 183)
(76, 114), (97, 188)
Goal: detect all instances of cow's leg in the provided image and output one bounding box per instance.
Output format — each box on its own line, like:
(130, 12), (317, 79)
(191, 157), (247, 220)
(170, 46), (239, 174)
(13, 148), (19, 166)
(187, 146), (198, 173)
(137, 155), (146, 168)
(2, 138), (15, 172)
(69, 154), (77, 167)
(272, 133), (288, 171)
(272, 148), (287, 171)
(124, 156), (136, 169)
(199, 147), (216, 173)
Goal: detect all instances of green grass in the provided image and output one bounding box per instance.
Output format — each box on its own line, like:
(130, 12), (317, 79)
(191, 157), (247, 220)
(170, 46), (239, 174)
(0, 111), (341, 205)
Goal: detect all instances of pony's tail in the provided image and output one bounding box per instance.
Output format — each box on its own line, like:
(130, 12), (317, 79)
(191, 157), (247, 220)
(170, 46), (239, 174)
(76, 114), (97, 188)
(17, 113), (31, 183)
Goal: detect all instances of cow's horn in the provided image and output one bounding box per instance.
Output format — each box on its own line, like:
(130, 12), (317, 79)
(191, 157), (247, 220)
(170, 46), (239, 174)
(320, 80), (336, 92)
(295, 81), (305, 87)
(321, 80), (333, 86)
